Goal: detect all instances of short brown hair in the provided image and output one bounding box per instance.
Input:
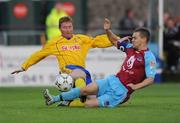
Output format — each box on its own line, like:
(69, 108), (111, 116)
(59, 16), (73, 28)
(134, 27), (150, 42)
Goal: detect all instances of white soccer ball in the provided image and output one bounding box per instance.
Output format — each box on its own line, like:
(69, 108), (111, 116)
(55, 73), (74, 92)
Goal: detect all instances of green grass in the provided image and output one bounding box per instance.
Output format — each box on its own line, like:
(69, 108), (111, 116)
(0, 83), (180, 123)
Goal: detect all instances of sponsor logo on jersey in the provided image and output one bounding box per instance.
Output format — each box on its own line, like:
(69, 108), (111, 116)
(61, 45), (80, 51)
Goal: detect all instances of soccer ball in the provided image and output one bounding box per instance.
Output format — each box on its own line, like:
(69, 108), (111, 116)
(55, 73), (74, 92)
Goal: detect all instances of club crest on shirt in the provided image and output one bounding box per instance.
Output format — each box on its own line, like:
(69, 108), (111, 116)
(150, 61), (155, 69)
(127, 55), (135, 69)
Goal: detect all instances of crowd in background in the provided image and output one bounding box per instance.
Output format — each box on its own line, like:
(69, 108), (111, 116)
(114, 8), (180, 73)
(163, 12), (180, 73)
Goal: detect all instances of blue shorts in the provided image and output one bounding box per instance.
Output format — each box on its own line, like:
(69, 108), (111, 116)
(65, 65), (92, 85)
(96, 75), (128, 107)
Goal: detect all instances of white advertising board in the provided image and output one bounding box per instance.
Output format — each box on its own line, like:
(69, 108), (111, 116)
(0, 46), (125, 86)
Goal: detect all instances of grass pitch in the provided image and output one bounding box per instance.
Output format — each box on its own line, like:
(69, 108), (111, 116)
(0, 83), (180, 123)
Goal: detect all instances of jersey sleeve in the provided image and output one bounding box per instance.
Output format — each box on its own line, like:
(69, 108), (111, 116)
(21, 44), (52, 70)
(76, 34), (113, 48)
(117, 39), (133, 52)
(91, 34), (113, 48)
(144, 51), (157, 78)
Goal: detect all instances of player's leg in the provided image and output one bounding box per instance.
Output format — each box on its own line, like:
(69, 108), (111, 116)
(61, 82), (98, 101)
(81, 82), (103, 107)
(43, 82), (99, 107)
(85, 94), (112, 107)
(84, 98), (99, 107)
(68, 78), (109, 107)
(69, 69), (87, 106)
(82, 77), (114, 107)
(70, 69), (86, 88)
(43, 87), (81, 106)
(43, 82), (99, 106)
(65, 82), (98, 106)
(63, 80), (111, 107)
(57, 69), (86, 106)
(60, 75), (110, 107)
(96, 75), (128, 107)
(80, 82), (98, 95)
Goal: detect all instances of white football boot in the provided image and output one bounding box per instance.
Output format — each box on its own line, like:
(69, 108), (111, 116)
(43, 89), (54, 106)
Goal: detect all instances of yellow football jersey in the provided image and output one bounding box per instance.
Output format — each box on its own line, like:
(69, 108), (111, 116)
(21, 34), (113, 73)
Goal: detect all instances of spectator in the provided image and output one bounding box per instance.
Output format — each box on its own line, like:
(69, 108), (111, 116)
(119, 9), (137, 36)
(164, 17), (180, 73)
(46, 1), (68, 40)
(164, 12), (171, 26)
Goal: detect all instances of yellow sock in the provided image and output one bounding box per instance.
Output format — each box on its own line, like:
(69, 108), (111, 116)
(69, 78), (86, 107)
(69, 99), (85, 107)
(74, 78), (86, 88)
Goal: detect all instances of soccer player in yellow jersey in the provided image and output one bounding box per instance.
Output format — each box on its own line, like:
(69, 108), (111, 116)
(11, 16), (113, 106)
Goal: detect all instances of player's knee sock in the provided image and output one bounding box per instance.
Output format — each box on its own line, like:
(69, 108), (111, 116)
(75, 78), (86, 88)
(69, 99), (85, 107)
(53, 95), (61, 102)
(53, 88), (80, 102)
(74, 78), (87, 103)
(61, 88), (80, 100)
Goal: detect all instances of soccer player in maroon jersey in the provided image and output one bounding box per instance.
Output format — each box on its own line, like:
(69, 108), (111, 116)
(43, 18), (157, 108)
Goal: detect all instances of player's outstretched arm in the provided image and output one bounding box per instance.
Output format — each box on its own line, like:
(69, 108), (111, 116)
(127, 77), (154, 90)
(11, 68), (25, 74)
(104, 18), (119, 47)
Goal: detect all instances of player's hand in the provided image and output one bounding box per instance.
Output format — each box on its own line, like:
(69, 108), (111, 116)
(11, 68), (25, 74)
(127, 83), (137, 90)
(104, 18), (111, 30)
(119, 36), (132, 43)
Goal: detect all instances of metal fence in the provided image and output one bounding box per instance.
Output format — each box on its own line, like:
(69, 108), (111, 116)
(0, 30), (43, 45)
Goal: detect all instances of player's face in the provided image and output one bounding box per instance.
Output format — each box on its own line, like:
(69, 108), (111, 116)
(131, 32), (144, 50)
(60, 21), (73, 38)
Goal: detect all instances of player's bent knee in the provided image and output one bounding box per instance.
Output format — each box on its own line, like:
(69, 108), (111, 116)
(80, 88), (88, 95)
(70, 69), (86, 79)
